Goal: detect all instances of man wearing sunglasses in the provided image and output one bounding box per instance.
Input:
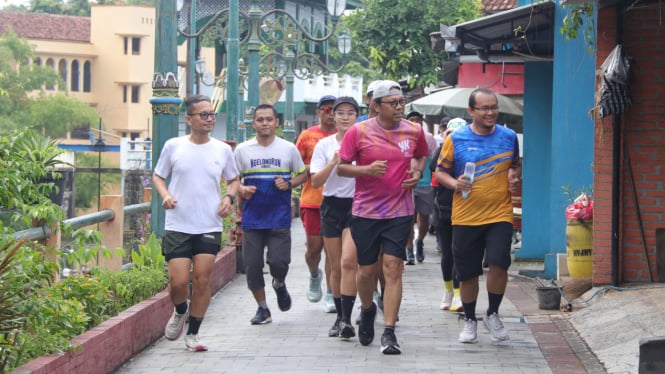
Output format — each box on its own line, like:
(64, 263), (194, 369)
(295, 95), (339, 313)
(153, 95), (240, 352)
(338, 81), (428, 355)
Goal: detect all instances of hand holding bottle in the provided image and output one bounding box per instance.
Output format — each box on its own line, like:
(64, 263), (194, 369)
(460, 162), (475, 199)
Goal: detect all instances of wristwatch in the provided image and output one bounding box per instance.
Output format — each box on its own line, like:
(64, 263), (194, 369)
(287, 181), (293, 190)
(223, 193), (236, 205)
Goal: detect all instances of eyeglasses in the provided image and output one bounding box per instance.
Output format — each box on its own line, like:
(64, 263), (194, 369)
(320, 106), (334, 114)
(188, 112), (217, 120)
(380, 99), (407, 108)
(334, 111), (357, 117)
(472, 106), (499, 113)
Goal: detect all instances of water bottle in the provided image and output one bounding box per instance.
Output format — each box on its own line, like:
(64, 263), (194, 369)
(461, 162), (476, 199)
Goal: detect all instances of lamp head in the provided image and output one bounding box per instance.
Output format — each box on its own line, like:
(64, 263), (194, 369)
(337, 32), (352, 55)
(195, 58), (206, 75)
(326, 0), (346, 22)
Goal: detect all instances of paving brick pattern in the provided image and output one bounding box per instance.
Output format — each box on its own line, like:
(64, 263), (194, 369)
(117, 219), (595, 374)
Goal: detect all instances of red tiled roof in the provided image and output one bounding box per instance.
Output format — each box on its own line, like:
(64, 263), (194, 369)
(0, 11), (90, 42)
(482, 0), (518, 14)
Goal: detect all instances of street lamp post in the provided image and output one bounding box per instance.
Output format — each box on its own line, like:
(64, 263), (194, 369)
(178, 0), (351, 142)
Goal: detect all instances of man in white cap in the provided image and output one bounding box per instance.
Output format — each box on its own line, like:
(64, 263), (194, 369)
(357, 80), (383, 122)
(338, 80), (429, 355)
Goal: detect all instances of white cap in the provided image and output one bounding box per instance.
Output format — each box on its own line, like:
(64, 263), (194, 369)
(447, 117), (467, 131)
(366, 80), (383, 96)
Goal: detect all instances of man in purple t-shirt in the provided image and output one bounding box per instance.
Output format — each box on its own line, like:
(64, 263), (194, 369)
(337, 80), (428, 355)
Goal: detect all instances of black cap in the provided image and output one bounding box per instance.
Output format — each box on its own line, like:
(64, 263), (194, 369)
(317, 95), (337, 108)
(333, 96), (360, 114)
(406, 111), (423, 119)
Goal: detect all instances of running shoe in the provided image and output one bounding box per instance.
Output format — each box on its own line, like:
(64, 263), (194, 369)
(323, 291), (336, 313)
(484, 312), (510, 341)
(458, 318), (478, 344)
(250, 306), (272, 325)
(380, 330), (402, 355)
(184, 334), (208, 352)
(358, 302), (377, 346)
(272, 280), (292, 312)
(405, 249), (415, 265)
(307, 268), (323, 302)
(339, 320), (356, 339)
(329, 317), (341, 337)
(450, 295), (463, 312)
(415, 239), (425, 263)
(164, 301), (189, 341)
(440, 290), (454, 310)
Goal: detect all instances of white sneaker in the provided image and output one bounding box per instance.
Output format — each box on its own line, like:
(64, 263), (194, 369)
(440, 290), (454, 310)
(323, 291), (336, 313)
(307, 269), (323, 302)
(184, 334), (208, 352)
(164, 302), (189, 341)
(450, 295), (463, 312)
(458, 318), (478, 344)
(484, 312), (509, 341)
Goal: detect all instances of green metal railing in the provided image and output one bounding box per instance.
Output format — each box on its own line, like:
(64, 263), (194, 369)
(11, 202), (151, 241)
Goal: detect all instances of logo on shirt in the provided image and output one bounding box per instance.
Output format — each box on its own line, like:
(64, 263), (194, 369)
(250, 158), (282, 168)
(398, 140), (410, 153)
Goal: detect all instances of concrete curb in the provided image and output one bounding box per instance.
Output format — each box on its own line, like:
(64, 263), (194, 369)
(12, 246), (236, 374)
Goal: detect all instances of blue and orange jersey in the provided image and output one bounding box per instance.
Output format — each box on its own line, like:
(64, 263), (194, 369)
(437, 125), (520, 226)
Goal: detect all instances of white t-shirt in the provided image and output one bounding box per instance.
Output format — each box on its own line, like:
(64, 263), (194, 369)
(154, 136), (239, 234)
(310, 134), (355, 198)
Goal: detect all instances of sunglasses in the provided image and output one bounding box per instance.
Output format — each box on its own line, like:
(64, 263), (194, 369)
(319, 106), (334, 114)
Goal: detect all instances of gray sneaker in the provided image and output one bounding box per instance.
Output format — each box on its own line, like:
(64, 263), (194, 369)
(458, 318), (478, 344)
(307, 268), (323, 302)
(484, 312), (509, 341)
(323, 291), (336, 313)
(164, 301), (189, 341)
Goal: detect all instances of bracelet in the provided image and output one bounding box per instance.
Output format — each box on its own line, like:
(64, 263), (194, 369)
(223, 193), (236, 205)
(287, 181), (293, 190)
(413, 168), (423, 176)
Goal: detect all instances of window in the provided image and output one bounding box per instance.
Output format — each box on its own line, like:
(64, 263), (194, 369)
(124, 37), (129, 55)
(83, 61), (91, 92)
(132, 37), (141, 55)
(131, 85), (140, 103)
(123, 85), (128, 103)
(58, 59), (67, 84)
(71, 60), (80, 92)
(46, 58), (55, 90)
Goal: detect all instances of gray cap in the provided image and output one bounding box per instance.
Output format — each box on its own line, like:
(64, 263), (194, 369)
(366, 80), (383, 96)
(372, 80), (401, 100)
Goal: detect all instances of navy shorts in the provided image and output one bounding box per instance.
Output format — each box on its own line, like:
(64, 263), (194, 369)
(350, 215), (412, 266)
(161, 231), (222, 261)
(452, 222), (513, 281)
(320, 196), (353, 238)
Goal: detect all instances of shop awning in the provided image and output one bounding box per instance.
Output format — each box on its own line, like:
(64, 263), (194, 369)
(432, 0), (556, 62)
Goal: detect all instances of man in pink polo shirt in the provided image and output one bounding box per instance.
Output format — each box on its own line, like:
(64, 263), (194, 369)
(337, 80), (428, 355)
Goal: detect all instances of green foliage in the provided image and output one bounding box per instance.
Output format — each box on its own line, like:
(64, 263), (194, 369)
(51, 276), (110, 328)
(73, 153), (121, 210)
(0, 29), (62, 122)
(130, 233), (165, 271)
(560, 3), (595, 53)
(94, 267), (167, 316)
(0, 30), (98, 137)
(344, 0), (480, 87)
(0, 129), (68, 228)
(13, 94), (99, 138)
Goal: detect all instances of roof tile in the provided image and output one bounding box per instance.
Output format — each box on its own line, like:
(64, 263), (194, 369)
(0, 11), (90, 42)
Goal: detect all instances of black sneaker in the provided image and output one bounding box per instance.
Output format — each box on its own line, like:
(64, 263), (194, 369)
(273, 280), (292, 311)
(405, 250), (415, 265)
(415, 239), (425, 263)
(380, 330), (402, 355)
(250, 306), (272, 325)
(328, 317), (341, 337)
(339, 320), (356, 339)
(358, 302), (377, 346)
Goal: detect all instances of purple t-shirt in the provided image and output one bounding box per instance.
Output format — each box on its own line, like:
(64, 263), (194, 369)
(339, 117), (428, 219)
